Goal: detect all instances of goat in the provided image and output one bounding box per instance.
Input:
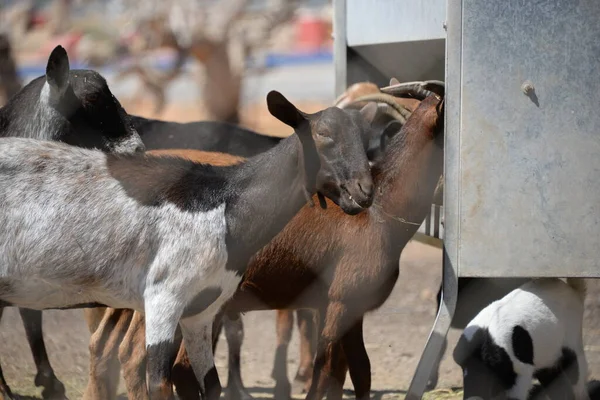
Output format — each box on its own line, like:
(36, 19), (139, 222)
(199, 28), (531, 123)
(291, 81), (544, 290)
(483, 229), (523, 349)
(83, 149), (246, 400)
(0, 44), (145, 400)
(84, 81), (445, 400)
(81, 94), (400, 400)
(206, 82), (444, 400)
(0, 45), (145, 154)
(0, 90), (377, 400)
(129, 116), (283, 158)
(453, 278), (588, 400)
(262, 78), (426, 399)
(427, 277), (531, 391)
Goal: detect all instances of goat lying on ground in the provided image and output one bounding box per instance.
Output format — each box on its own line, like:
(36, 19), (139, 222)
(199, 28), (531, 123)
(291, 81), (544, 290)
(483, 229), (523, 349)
(0, 44), (145, 400)
(0, 90), (376, 400)
(82, 81), (445, 400)
(453, 278), (588, 400)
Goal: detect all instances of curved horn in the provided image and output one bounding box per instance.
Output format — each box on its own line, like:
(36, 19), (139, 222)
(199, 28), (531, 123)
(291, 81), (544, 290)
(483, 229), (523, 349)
(376, 104), (407, 125)
(380, 80), (445, 100)
(349, 93), (413, 121)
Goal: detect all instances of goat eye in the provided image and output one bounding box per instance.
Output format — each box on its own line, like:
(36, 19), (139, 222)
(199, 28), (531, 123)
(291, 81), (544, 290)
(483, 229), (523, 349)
(315, 131), (332, 140)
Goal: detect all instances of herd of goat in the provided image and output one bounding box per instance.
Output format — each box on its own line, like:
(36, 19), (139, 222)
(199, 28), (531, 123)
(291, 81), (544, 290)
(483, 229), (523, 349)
(0, 45), (593, 400)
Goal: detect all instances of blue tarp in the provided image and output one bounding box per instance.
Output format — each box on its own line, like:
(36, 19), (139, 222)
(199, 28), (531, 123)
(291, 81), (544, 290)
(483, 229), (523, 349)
(17, 50), (333, 78)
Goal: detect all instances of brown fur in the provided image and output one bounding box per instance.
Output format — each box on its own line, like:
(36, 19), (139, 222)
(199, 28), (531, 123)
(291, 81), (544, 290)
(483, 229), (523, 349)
(146, 149), (244, 166)
(83, 93), (443, 400)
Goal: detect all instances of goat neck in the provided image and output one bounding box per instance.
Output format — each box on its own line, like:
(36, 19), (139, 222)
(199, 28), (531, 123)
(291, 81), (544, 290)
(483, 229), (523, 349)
(224, 130), (319, 272)
(371, 94), (444, 238)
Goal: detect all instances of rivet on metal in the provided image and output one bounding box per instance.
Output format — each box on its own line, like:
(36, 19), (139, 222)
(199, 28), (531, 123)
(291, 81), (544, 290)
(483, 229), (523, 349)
(521, 80), (535, 94)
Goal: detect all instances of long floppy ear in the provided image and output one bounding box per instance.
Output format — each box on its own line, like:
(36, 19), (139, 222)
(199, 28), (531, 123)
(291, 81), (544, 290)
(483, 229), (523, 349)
(453, 328), (485, 367)
(45, 45), (70, 102)
(379, 120), (402, 154)
(358, 102), (378, 125)
(267, 90), (306, 129)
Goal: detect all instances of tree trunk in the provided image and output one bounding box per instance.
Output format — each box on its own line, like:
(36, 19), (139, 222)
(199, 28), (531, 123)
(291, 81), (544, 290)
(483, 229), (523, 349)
(0, 33), (22, 105)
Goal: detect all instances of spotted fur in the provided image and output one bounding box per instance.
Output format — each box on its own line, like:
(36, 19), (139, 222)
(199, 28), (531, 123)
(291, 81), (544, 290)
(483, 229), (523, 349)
(454, 278), (588, 400)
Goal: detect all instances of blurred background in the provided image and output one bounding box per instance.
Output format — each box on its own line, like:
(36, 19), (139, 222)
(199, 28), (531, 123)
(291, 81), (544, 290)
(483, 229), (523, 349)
(0, 0), (335, 136)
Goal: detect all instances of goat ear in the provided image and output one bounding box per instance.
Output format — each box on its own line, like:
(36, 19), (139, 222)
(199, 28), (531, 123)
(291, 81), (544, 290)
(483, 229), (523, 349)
(389, 77), (400, 86)
(359, 102), (378, 125)
(379, 120), (402, 153)
(452, 334), (471, 366)
(45, 45), (70, 101)
(267, 90), (306, 129)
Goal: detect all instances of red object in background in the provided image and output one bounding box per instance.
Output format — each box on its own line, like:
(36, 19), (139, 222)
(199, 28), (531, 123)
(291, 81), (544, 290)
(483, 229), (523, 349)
(41, 32), (83, 59)
(295, 14), (327, 52)
(30, 13), (48, 28)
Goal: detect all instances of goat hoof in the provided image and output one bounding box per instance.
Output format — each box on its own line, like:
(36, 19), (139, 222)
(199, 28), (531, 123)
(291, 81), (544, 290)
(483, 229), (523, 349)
(274, 381), (292, 400)
(291, 378), (310, 395)
(224, 386), (254, 400)
(35, 373), (67, 400)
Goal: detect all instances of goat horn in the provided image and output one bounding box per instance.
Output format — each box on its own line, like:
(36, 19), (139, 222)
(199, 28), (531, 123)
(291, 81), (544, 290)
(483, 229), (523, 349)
(380, 80), (445, 100)
(351, 93), (413, 121)
(376, 104), (407, 125)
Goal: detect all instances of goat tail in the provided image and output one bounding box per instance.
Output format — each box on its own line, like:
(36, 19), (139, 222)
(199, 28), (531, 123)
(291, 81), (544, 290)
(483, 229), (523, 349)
(566, 278), (587, 300)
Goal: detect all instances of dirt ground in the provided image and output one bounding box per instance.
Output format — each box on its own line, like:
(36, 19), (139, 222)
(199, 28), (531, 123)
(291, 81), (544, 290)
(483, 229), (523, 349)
(2, 240), (600, 400)
(2, 102), (600, 399)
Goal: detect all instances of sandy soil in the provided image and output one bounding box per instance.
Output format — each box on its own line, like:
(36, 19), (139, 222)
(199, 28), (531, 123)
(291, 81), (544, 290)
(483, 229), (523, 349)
(2, 240), (600, 399)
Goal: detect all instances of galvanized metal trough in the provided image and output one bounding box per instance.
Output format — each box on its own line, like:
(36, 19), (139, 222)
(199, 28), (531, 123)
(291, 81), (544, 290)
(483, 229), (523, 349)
(334, 0), (600, 398)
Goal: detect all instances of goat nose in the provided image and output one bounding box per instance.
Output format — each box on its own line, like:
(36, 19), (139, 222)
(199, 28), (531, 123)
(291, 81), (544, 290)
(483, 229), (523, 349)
(358, 177), (374, 200)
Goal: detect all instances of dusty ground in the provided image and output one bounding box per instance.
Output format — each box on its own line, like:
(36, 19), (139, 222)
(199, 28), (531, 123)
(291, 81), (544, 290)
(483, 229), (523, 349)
(2, 102), (600, 399)
(2, 240), (600, 400)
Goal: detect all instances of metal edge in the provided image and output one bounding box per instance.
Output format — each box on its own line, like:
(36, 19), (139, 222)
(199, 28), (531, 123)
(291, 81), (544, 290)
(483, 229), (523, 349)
(444, 0), (462, 277)
(333, 0), (347, 97)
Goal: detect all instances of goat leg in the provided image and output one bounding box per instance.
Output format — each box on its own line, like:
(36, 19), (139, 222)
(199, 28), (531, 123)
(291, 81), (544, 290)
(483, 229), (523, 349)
(172, 343), (200, 400)
(272, 310), (294, 400)
(340, 317), (370, 400)
(179, 314), (222, 400)
(305, 305), (347, 400)
(222, 313), (253, 400)
(293, 309), (317, 395)
(83, 308), (133, 400)
(120, 312), (150, 400)
(0, 307), (14, 400)
(19, 308), (67, 400)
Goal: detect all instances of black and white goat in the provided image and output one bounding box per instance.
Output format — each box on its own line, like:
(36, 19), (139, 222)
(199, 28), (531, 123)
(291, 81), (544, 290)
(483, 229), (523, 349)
(0, 90), (377, 400)
(453, 278), (588, 400)
(0, 44), (145, 400)
(0, 45), (144, 154)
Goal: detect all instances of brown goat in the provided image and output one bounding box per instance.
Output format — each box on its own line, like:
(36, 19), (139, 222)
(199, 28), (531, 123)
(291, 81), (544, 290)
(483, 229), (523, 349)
(82, 83), (444, 400)
(203, 90), (445, 400)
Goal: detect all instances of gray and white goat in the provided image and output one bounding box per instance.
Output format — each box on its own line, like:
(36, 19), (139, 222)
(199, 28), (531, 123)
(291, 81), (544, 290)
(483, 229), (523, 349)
(0, 44), (145, 400)
(0, 90), (378, 400)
